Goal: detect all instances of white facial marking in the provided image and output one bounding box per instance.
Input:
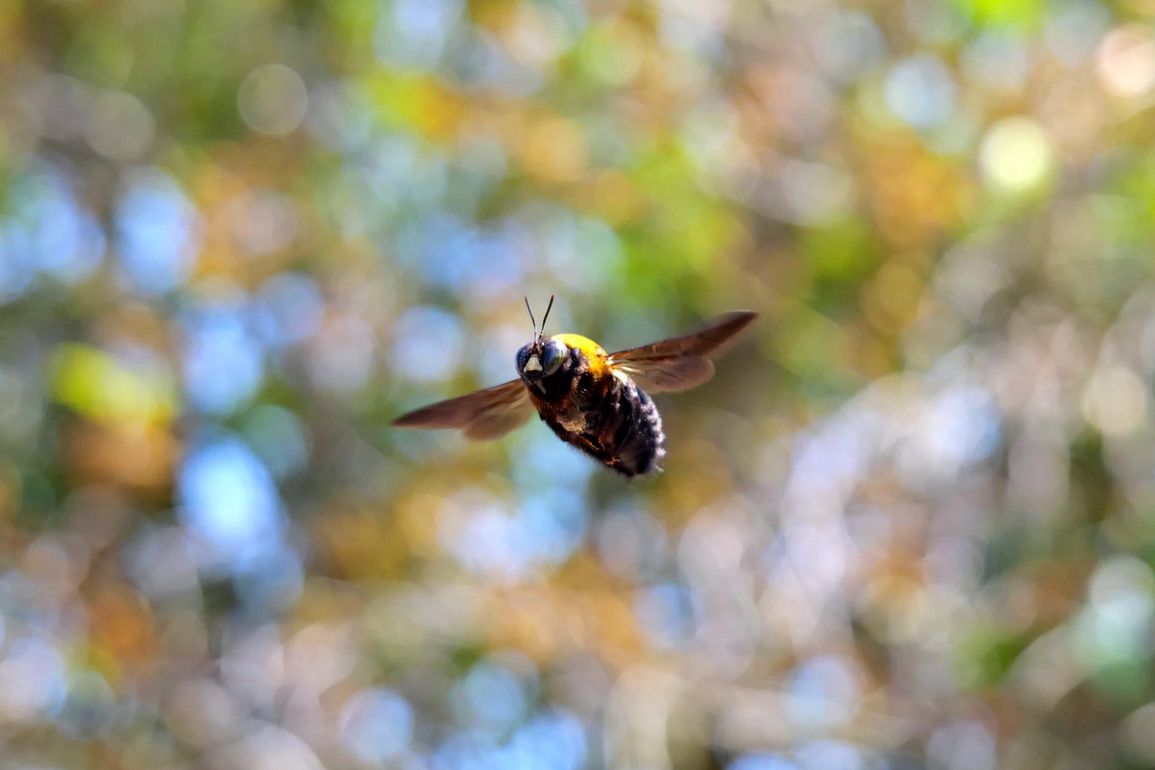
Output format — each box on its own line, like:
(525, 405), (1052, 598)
(524, 355), (542, 372)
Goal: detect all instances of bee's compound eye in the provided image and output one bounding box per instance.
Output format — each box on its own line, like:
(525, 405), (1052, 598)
(541, 339), (568, 375)
(515, 345), (532, 374)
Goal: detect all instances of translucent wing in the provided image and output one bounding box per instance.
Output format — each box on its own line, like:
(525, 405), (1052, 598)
(392, 379), (533, 440)
(612, 357), (717, 392)
(608, 310), (757, 393)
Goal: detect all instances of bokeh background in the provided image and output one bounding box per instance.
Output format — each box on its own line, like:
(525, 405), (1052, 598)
(2, 0), (1155, 767)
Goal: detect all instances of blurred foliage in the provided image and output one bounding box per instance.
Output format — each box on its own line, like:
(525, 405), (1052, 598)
(2, 0), (1155, 768)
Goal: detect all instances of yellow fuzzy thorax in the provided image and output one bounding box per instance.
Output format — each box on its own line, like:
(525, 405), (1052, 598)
(551, 333), (609, 376)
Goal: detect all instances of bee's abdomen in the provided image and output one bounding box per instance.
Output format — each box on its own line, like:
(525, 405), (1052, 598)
(533, 353), (666, 477)
(600, 377), (666, 477)
(563, 374), (665, 475)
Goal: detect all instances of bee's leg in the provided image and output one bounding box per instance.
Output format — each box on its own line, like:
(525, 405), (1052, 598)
(543, 418), (627, 474)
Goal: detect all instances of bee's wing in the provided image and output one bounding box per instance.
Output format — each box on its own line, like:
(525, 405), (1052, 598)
(608, 310), (757, 393)
(393, 379), (533, 440)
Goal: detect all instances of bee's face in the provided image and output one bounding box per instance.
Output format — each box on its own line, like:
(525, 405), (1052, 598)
(516, 337), (568, 380)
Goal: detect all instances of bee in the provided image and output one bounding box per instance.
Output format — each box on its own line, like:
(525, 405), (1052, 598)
(393, 298), (757, 477)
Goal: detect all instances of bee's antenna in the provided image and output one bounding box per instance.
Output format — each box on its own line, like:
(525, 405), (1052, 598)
(524, 296), (537, 339)
(539, 294), (555, 339)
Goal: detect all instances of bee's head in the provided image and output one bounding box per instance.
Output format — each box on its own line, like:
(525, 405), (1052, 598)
(516, 337), (568, 380)
(516, 295), (566, 381)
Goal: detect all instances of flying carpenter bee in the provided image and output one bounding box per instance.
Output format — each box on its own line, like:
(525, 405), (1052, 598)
(392, 298), (757, 477)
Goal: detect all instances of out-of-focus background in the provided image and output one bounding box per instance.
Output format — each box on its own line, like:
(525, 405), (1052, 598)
(1, 0), (1154, 767)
